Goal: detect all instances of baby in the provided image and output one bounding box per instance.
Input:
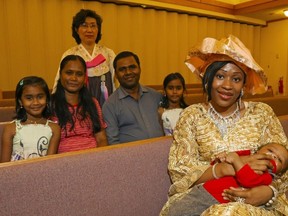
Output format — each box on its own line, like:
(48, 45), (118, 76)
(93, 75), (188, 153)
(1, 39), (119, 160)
(203, 143), (288, 203)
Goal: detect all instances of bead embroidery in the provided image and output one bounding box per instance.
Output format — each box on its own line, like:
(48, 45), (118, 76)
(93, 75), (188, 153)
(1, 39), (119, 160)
(208, 103), (240, 136)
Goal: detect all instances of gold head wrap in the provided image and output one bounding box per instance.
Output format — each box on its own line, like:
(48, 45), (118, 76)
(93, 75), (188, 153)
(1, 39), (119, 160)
(185, 35), (267, 95)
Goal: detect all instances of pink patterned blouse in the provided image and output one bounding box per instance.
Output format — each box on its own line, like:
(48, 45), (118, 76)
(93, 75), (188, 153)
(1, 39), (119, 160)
(52, 99), (107, 153)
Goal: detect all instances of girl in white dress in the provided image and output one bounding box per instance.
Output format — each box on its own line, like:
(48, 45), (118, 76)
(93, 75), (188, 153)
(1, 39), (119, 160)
(158, 73), (188, 136)
(0, 76), (60, 162)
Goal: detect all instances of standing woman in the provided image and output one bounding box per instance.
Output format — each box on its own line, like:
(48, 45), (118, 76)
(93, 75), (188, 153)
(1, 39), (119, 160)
(51, 55), (108, 153)
(52, 9), (115, 106)
(160, 35), (288, 216)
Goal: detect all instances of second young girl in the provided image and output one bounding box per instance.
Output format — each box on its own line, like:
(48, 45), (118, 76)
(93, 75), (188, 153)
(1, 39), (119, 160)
(158, 72), (188, 136)
(0, 76), (60, 162)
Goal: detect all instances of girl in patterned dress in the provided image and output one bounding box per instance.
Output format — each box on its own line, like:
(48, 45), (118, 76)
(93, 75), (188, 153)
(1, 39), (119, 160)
(0, 76), (60, 162)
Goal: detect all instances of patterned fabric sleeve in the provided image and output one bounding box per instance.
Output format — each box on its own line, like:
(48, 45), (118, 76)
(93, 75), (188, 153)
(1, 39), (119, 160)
(168, 105), (211, 196)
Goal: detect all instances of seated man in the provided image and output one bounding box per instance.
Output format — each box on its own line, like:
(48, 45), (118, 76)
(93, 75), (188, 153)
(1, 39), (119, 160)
(102, 51), (164, 144)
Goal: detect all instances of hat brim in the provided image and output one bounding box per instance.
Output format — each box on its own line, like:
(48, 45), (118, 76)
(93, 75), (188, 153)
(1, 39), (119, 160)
(185, 35), (268, 95)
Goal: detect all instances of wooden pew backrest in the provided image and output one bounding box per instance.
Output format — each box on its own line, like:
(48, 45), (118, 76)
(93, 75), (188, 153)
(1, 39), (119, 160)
(0, 107), (15, 122)
(0, 136), (172, 216)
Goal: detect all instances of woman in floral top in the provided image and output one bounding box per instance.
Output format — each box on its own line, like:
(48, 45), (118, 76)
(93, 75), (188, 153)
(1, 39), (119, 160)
(51, 55), (108, 153)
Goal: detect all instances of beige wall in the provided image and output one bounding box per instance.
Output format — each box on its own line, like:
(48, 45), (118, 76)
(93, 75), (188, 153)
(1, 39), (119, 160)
(260, 20), (288, 96)
(0, 0), (266, 92)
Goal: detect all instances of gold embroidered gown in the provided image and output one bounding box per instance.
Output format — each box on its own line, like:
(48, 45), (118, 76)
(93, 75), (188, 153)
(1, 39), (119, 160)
(160, 102), (288, 216)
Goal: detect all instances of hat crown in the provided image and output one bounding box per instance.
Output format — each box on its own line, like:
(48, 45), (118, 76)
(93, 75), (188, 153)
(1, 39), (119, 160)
(185, 35), (267, 95)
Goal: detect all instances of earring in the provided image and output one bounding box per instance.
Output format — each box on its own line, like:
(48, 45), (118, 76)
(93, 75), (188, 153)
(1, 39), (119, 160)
(239, 89), (244, 106)
(204, 83), (208, 93)
(204, 83), (209, 103)
(162, 90), (167, 98)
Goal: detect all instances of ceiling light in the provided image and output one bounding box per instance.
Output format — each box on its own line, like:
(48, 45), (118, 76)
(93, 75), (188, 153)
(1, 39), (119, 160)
(284, 10), (288, 17)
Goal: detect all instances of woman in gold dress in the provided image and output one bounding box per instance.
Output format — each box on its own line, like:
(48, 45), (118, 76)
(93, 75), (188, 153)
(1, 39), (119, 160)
(160, 35), (288, 216)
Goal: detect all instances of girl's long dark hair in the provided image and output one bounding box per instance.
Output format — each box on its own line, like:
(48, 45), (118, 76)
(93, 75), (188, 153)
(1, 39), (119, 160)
(50, 55), (101, 134)
(15, 76), (51, 122)
(159, 72), (188, 109)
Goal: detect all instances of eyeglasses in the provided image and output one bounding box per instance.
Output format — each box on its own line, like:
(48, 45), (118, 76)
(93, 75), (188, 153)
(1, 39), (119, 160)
(79, 23), (97, 30)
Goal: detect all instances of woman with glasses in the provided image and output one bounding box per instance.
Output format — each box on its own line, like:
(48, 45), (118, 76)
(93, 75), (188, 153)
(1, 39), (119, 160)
(52, 9), (115, 107)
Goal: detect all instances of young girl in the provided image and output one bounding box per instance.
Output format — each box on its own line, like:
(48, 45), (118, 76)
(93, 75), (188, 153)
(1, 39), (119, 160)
(158, 72), (188, 136)
(0, 76), (60, 162)
(50, 55), (108, 153)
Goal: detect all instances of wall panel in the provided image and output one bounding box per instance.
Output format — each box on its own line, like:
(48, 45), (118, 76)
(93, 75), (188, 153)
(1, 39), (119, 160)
(0, 0), (10, 87)
(260, 20), (288, 95)
(154, 10), (168, 82)
(0, 0), (261, 91)
(215, 20), (225, 39)
(5, 0), (30, 87)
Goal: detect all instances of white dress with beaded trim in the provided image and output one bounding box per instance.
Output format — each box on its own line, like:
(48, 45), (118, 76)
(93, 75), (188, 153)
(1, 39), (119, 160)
(11, 120), (53, 161)
(161, 108), (184, 136)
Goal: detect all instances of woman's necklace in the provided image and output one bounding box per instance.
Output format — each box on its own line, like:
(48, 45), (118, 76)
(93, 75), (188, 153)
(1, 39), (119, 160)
(27, 118), (44, 125)
(208, 103), (240, 137)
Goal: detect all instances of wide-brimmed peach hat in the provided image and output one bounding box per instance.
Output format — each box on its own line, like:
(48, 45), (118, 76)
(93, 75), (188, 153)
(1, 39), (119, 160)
(185, 35), (267, 95)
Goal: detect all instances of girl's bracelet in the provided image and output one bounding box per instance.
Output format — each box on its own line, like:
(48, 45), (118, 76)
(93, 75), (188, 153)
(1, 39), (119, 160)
(265, 185), (278, 207)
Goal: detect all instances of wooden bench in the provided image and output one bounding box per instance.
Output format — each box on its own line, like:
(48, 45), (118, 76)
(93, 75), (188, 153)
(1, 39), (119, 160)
(0, 99), (15, 107)
(0, 136), (172, 216)
(243, 87), (274, 99)
(0, 107), (15, 122)
(1, 90), (15, 99)
(147, 83), (202, 91)
(247, 96), (288, 116)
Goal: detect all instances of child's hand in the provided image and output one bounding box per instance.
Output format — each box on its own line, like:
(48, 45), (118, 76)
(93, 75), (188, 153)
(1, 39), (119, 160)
(225, 152), (240, 164)
(215, 151), (228, 163)
(214, 152), (245, 172)
(214, 152), (239, 164)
